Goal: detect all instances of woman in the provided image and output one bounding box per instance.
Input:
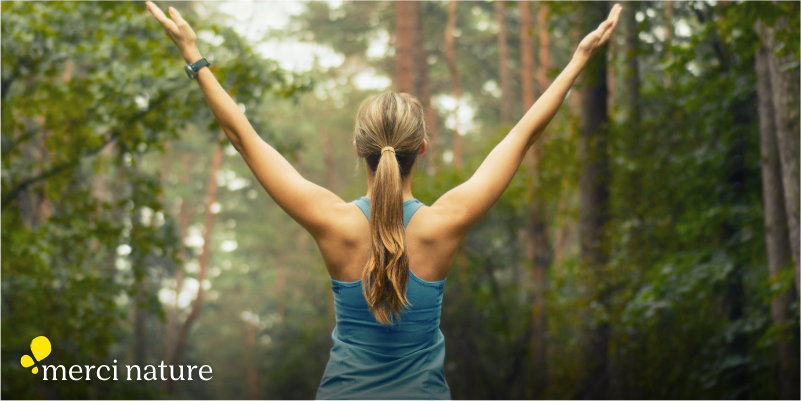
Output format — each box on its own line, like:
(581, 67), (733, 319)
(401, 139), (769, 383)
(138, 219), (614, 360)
(146, 2), (621, 399)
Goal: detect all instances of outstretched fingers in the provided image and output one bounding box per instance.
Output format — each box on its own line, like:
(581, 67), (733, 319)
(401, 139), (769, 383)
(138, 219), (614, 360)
(145, 1), (177, 33)
(606, 3), (623, 22)
(598, 4), (622, 45)
(167, 6), (188, 27)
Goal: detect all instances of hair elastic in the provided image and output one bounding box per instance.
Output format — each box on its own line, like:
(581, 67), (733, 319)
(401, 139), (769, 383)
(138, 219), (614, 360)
(381, 146), (395, 154)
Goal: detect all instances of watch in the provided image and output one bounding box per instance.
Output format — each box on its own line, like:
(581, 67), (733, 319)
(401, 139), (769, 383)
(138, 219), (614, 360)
(184, 57), (210, 79)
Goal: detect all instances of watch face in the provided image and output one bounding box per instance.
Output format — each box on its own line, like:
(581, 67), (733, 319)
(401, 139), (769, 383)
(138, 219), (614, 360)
(184, 65), (194, 78)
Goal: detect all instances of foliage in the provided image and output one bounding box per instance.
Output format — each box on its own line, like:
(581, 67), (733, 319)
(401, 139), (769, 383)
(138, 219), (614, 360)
(2, 1), (798, 399)
(1, 1), (305, 398)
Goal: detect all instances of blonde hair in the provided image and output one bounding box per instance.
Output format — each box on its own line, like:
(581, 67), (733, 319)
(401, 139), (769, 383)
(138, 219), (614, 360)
(353, 91), (427, 325)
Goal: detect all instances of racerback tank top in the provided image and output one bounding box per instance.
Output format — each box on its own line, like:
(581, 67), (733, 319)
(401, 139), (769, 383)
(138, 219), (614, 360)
(315, 196), (451, 400)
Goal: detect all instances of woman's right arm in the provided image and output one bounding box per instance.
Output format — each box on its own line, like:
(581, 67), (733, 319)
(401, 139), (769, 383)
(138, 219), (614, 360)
(431, 3), (622, 238)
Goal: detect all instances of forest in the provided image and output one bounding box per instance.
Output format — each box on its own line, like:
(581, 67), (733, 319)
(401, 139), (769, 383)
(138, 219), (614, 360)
(2, 1), (799, 399)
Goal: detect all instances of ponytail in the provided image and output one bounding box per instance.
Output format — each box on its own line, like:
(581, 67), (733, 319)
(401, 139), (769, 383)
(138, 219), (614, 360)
(362, 145), (411, 325)
(352, 91), (427, 325)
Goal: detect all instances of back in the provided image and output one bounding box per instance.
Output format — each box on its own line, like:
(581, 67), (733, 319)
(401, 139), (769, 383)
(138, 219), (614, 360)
(316, 197), (452, 400)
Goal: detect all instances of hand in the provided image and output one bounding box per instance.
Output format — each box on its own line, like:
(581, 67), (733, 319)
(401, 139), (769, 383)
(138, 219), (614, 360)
(573, 3), (622, 63)
(145, 1), (201, 63)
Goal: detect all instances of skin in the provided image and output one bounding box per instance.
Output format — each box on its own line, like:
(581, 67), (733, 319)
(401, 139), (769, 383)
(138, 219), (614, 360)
(145, 1), (622, 282)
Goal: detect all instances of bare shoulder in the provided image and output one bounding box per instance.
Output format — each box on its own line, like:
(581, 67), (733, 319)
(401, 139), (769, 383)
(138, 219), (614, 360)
(322, 201), (369, 243)
(409, 203), (470, 240)
(405, 204), (466, 280)
(312, 200), (370, 279)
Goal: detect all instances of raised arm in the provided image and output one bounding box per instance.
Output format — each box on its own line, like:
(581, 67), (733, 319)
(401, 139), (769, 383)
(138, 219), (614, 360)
(431, 3), (622, 237)
(145, 2), (344, 236)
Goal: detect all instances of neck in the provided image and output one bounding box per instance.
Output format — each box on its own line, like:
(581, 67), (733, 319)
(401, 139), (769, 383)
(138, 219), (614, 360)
(365, 173), (414, 202)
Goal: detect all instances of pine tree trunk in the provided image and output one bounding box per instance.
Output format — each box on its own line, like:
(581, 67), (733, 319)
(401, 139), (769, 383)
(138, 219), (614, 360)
(412, 3), (440, 172)
(624, 2), (640, 124)
(420, 65), (440, 173)
(132, 271), (148, 365)
(576, 3), (611, 398)
(518, 0), (535, 295)
(243, 321), (259, 399)
(535, 3), (550, 93)
(664, 1), (673, 87)
(276, 259), (287, 322)
(529, 3), (552, 395)
(765, 18), (800, 289)
(395, 1), (416, 94)
(756, 22), (801, 400)
(168, 138), (223, 392)
(166, 152), (194, 362)
(519, 1), (535, 108)
(444, 0), (463, 169)
(495, 1), (512, 124)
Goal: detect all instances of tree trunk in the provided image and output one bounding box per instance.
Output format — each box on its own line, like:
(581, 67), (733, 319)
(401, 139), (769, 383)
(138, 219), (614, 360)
(575, 3), (611, 398)
(411, 3), (440, 172)
(444, 0), (463, 169)
(528, 3), (553, 396)
(132, 273), (148, 365)
(624, 2), (640, 125)
(495, 1), (512, 124)
(527, 201), (550, 397)
(420, 62), (440, 173)
(567, 12), (583, 113)
(535, 3), (550, 93)
(243, 320), (259, 399)
(765, 18), (800, 290)
(664, 1), (673, 87)
(519, 1), (535, 108)
(518, 0), (535, 294)
(417, 51), (441, 170)
(552, 191), (576, 265)
(167, 138), (223, 392)
(395, 1), (416, 94)
(755, 23), (801, 400)
(165, 152), (194, 362)
(276, 260), (287, 322)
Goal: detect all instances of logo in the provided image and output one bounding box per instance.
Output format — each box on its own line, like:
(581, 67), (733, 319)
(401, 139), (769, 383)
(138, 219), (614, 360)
(20, 336), (52, 374)
(19, 335), (213, 382)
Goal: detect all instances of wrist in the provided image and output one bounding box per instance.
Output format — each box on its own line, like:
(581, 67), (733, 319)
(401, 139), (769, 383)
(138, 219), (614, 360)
(570, 52), (590, 68)
(182, 47), (202, 64)
(568, 54), (591, 74)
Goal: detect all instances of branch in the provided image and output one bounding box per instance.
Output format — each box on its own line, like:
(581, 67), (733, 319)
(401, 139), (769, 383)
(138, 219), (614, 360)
(2, 91), (172, 209)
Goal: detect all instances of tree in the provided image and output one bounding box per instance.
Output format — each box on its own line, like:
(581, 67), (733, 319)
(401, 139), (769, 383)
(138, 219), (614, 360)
(411, 2), (441, 171)
(495, 1), (513, 125)
(755, 19), (800, 401)
(760, 18), (800, 291)
(444, 1), (464, 169)
(623, 2), (640, 125)
(575, 2), (611, 398)
(395, 1), (416, 93)
(167, 137), (223, 391)
(526, 2), (552, 396)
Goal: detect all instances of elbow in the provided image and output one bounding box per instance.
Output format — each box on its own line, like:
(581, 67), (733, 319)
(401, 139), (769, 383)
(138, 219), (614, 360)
(221, 126), (245, 153)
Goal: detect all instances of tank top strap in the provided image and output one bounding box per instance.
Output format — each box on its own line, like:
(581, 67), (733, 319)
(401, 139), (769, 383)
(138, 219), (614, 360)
(351, 196), (425, 228)
(353, 196), (370, 220)
(402, 199), (424, 227)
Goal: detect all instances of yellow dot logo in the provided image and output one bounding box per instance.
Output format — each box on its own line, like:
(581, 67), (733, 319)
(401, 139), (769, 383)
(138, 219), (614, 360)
(20, 336), (51, 374)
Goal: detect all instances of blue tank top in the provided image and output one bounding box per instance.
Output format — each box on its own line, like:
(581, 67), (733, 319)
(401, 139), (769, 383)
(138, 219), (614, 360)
(315, 196), (451, 400)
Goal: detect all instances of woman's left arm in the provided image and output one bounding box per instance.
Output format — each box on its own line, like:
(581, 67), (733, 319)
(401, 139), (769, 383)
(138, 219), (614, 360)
(146, 1), (345, 236)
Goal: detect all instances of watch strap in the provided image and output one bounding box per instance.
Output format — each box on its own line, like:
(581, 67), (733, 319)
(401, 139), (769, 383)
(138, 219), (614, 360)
(185, 57), (210, 79)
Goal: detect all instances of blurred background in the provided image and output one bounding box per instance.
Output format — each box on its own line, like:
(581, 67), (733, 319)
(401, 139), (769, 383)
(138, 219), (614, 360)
(2, 1), (799, 399)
